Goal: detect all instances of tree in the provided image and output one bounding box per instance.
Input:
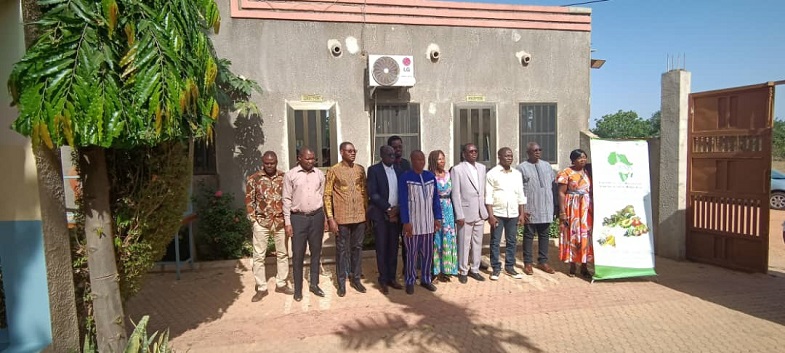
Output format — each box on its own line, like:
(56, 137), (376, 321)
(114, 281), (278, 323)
(7, 0), (255, 350)
(592, 110), (659, 139)
(649, 110), (661, 137)
(773, 119), (785, 160)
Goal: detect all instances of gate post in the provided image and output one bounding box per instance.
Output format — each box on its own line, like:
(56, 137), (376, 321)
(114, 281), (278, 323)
(658, 69), (691, 259)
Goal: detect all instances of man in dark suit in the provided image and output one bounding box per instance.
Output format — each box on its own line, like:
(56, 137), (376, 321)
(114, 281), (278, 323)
(367, 145), (405, 294)
(387, 135), (411, 275)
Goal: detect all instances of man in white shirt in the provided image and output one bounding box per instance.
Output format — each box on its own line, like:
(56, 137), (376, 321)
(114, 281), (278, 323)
(485, 147), (527, 280)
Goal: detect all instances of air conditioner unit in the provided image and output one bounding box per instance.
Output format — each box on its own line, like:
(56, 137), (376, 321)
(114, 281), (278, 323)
(368, 55), (416, 87)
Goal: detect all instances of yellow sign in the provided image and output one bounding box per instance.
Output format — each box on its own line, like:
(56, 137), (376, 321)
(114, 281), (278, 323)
(466, 95), (486, 102)
(301, 94), (324, 102)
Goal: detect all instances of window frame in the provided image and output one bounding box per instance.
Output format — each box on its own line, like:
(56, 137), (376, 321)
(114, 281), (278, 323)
(453, 103), (497, 167)
(371, 102), (421, 163)
(193, 132), (217, 175)
(286, 101), (338, 170)
(519, 103), (558, 164)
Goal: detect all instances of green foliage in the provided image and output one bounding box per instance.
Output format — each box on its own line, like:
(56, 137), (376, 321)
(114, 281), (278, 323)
(70, 142), (190, 339)
(194, 184), (253, 260)
(772, 119), (785, 160)
(81, 315), (171, 353)
(516, 218), (560, 242)
(107, 141), (191, 298)
(8, 0), (260, 149)
(592, 110), (659, 139)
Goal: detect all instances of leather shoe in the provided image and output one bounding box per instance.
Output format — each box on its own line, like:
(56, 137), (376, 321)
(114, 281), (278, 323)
(405, 284), (414, 295)
(275, 285), (295, 295)
(251, 290), (268, 302)
(420, 282), (437, 292)
(536, 263), (556, 274)
(337, 283), (346, 297)
(468, 272), (485, 281)
(293, 292), (303, 302)
(350, 280), (367, 293)
(523, 264), (534, 275)
(388, 281), (403, 290)
(309, 285), (325, 297)
(458, 274), (468, 284)
(379, 282), (389, 295)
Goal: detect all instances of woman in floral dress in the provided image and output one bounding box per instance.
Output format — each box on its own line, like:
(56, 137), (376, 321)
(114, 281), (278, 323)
(428, 150), (458, 282)
(557, 149), (593, 278)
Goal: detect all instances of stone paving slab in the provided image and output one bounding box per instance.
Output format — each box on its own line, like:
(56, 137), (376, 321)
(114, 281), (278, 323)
(125, 212), (785, 353)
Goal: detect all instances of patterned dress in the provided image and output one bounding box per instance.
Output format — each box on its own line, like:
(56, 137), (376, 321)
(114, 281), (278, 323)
(433, 172), (459, 275)
(557, 167), (593, 263)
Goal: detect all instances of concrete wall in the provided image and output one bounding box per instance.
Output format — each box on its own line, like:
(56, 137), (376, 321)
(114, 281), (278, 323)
(0, 0), (53, 351)
(212, 0), (591, 205)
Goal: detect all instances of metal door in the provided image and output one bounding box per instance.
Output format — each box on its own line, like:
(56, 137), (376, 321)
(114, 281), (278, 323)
(687, 83), (774, 273)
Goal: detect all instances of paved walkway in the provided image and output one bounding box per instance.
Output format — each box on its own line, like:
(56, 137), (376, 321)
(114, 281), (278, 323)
(126, 212), (785, 353)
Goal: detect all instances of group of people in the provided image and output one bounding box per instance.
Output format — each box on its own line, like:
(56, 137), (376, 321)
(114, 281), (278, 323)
(245, 136), (594, 302)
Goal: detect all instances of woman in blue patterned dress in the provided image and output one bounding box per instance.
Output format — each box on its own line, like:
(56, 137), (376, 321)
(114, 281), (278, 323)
(428, 150), (459, 282)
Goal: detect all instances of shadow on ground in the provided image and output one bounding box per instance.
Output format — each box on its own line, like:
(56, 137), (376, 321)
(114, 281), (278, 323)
(124, 261), (245, 338)
(337, 262), (544, 353)
(338, 289), (542, 353)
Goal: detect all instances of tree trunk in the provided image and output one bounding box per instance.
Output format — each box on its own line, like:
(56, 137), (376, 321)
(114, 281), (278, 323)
(21, 1), (81, 352)
(78, 147), (127, 352)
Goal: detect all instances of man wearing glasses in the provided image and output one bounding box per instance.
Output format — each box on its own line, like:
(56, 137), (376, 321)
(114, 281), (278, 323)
(324, 142), (368, 297)
(517, 142), (557, 275)
(450, 143), (489, 284)
(367, 145), (405, 294)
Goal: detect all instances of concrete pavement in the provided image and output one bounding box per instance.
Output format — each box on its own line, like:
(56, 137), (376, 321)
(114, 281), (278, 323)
(125, 212), (785, 353)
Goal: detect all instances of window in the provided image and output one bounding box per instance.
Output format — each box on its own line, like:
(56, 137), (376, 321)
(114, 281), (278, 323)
(519, 103), (557, 163)
(454, 105), (496, 166)
(373, 103), (420, 161)
(193, 133), (216, 175)
(287, 104), (337, 169)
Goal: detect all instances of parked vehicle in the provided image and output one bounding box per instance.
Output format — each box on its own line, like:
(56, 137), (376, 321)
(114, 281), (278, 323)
(770, 170), (785, 210)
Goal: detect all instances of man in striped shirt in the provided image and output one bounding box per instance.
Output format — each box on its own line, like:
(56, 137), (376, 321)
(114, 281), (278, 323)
(398, 150), (442, 295)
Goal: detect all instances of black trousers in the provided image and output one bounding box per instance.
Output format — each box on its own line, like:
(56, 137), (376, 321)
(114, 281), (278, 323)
(336, 222), (365, 282)
(372, 219), (400, 284)
(291, 210), (325, 294)
(523, 223), (551, 265)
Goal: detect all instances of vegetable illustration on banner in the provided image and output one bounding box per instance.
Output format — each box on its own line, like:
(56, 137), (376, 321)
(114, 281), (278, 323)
(589, 139), (657, 280)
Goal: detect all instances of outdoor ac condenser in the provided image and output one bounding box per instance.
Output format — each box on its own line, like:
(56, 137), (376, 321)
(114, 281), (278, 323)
(368, 55), (416, 87)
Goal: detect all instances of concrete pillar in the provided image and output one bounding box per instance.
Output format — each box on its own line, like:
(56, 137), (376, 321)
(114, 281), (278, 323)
(657, 70), (691, 259)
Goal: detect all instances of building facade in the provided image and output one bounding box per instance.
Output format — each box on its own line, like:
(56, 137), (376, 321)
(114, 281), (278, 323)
(212, 0), (592, 202)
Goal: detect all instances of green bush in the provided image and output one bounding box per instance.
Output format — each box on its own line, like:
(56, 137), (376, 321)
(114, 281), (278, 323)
(193, 183), (253, 260)
(82, 315), (171, 353)
(517, 217), (561, 241)
(70, 141), (192, 340)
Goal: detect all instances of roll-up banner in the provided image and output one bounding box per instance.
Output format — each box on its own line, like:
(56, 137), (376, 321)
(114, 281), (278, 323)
(590, 139), (657, 280)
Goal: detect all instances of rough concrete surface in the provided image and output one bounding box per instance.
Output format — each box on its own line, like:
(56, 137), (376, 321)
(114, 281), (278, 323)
(126, 211), (785, 353)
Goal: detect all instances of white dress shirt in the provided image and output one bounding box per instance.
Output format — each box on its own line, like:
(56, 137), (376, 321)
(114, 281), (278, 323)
(383, 163), (398, 207)
(485, 165), (527, 218)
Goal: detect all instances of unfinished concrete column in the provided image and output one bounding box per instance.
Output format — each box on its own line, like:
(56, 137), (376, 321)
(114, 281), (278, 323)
(657, 70), (691, 259)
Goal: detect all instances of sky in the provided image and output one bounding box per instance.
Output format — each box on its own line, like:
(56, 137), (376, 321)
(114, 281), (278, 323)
(458, 0), (785, 126)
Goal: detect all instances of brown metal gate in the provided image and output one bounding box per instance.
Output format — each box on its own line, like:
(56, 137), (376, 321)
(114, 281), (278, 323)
(687, 83), (775, 273)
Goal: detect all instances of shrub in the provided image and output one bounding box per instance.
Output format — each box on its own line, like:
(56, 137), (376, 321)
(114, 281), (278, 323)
(70, 141), (191, 340)
(517, 217), (561, 241)
(82, 315), (171, 353)
(193, 184), (253, 260)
